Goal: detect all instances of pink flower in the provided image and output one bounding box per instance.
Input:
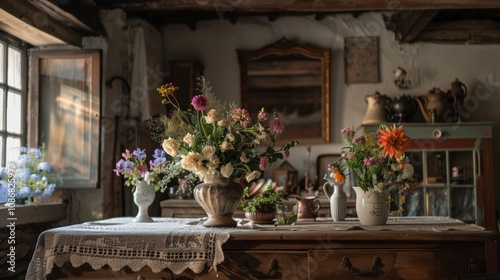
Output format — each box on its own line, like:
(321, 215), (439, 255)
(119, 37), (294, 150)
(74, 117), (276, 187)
(231, 108), (251, 126)
(259, 156), (269, 170)
(340, 127), (355, 138)
(136, 164), (148, 175)
(284, 149), (290, 157)
(363, 157), (377, 167)
(191, 95), (208, 111)
(258, 108), (268, 121)
(270, 118), (285, 134)
(352, 136), (366, 145)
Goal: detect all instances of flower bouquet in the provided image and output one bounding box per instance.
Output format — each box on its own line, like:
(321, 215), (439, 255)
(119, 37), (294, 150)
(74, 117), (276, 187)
(0, 146), (59, 205)
(148, 76), (298, 186)
(113, 148), (167, 192)
(329, 125), (418, 215)
(148, 76), (297, 227)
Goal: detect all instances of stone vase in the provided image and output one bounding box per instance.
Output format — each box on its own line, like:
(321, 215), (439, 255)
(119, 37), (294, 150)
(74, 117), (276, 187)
(245, 210), (276, 224)
(132, 180), (155, 223)
(353, 186), (390, 226)
(193, 176), (244, 227)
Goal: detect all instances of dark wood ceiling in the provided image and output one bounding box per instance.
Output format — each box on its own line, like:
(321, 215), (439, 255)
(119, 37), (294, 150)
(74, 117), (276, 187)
(10, 0), (500, 45)
(90, 0), (500, 44)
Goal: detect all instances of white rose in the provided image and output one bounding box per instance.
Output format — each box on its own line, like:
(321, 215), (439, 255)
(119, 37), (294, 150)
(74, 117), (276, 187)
(402, 164), (414, 180)
(240, 152), (249, 163)
(204, 109), (218, 124)
(220, 163), (234, 178)
(162, 138), (181, 157)
(226, 133), (235, 142)
(144, 171), (156, 184)
(202, 145), (216, 158)
(220, 141), (233, 152)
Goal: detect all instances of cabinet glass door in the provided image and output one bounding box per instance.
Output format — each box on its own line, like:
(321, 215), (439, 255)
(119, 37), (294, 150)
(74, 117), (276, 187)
(400, 149), (477, 224)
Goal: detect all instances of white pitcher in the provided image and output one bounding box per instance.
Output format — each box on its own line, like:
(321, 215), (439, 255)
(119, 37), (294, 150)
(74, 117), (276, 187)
(323, 178), (347, 221)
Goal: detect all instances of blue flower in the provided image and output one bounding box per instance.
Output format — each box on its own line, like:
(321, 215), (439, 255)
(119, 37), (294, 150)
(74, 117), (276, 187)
(15, 168), (31, 180)
(16, 186), (31, 199)
(27, 148), (42, 158)
(18, 154), (30, 167)
(38, 162), (52, 172)
(132, 148), (146, 160)
(0, 183), (7, 203)
(31, 174), (42, 181)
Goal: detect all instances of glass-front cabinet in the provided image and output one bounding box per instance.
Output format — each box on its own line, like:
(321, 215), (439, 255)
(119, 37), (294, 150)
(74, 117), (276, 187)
(362, 122), (495, 230)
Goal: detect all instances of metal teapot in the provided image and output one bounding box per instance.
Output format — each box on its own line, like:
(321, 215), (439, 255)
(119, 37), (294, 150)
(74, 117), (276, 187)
(389, 95), (417, 123)
(415, 87), (450, 123)
(361, 91), (392, 125)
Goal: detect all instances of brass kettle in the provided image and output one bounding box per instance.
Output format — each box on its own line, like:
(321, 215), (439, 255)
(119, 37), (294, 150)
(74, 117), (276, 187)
(415, 87), (451, 123)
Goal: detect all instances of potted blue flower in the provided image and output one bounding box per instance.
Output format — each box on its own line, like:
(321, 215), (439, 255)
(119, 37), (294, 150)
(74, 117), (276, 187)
(0, 146), (59, 205)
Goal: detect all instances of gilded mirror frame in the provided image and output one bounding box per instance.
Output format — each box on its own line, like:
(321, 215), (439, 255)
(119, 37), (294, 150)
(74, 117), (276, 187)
(237, 39), (330, 145)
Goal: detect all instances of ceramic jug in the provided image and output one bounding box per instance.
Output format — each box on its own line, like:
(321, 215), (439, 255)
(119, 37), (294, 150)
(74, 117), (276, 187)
(362, 91), (392, 125)
(415, 87), (450, 123)
(323, 178), (346, 221)
(296, 196), (321, 220)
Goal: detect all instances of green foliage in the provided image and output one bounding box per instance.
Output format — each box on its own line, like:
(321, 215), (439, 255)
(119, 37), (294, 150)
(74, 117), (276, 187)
(240, 185), (286, 213)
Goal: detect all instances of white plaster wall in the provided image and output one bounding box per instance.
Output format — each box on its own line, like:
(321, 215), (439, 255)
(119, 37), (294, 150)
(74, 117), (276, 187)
(162, 13), (500, 214)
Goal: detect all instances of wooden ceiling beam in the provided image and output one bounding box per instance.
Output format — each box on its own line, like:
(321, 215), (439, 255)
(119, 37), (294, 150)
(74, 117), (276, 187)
(413, 19), (500, 43)
(397, 10), (439, 42)
(0, 0), (81, 46)
(111, 0), (500, 12)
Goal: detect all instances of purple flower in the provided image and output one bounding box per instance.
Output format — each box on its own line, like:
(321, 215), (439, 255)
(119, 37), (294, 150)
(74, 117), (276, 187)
(123, 161), (133, 173)
(113, 159), (125, 175)
(191, 95), (208, 110)
(270, 118), (285, 134)
(132, 148), (146, 160)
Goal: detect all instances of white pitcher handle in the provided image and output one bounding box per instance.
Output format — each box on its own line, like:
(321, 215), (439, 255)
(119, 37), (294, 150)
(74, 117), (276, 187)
(323, 182), (332, 200)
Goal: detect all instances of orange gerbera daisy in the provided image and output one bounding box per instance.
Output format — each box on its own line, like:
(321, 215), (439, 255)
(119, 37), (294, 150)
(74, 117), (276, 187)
(378, 124), (411, 159)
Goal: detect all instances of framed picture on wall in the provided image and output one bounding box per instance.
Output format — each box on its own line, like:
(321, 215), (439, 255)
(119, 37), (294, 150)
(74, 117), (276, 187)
(28, 49), (101, 189)
(344, 36), (379, 84)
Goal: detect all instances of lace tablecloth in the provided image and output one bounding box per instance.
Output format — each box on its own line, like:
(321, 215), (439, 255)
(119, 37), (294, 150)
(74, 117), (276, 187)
(26, 217), (231, 280)
(26, 216), (484, 279)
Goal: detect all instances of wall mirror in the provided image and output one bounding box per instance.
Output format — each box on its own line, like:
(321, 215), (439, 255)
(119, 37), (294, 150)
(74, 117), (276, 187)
(28, 49), (101, 189)
(237, 39), (331, 145)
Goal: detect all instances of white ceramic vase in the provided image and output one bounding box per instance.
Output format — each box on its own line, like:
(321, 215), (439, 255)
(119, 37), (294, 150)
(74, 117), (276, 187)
(323, 178), (347, 221)
(132, 180), (155, 223)
(353, 186), (389, 226)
